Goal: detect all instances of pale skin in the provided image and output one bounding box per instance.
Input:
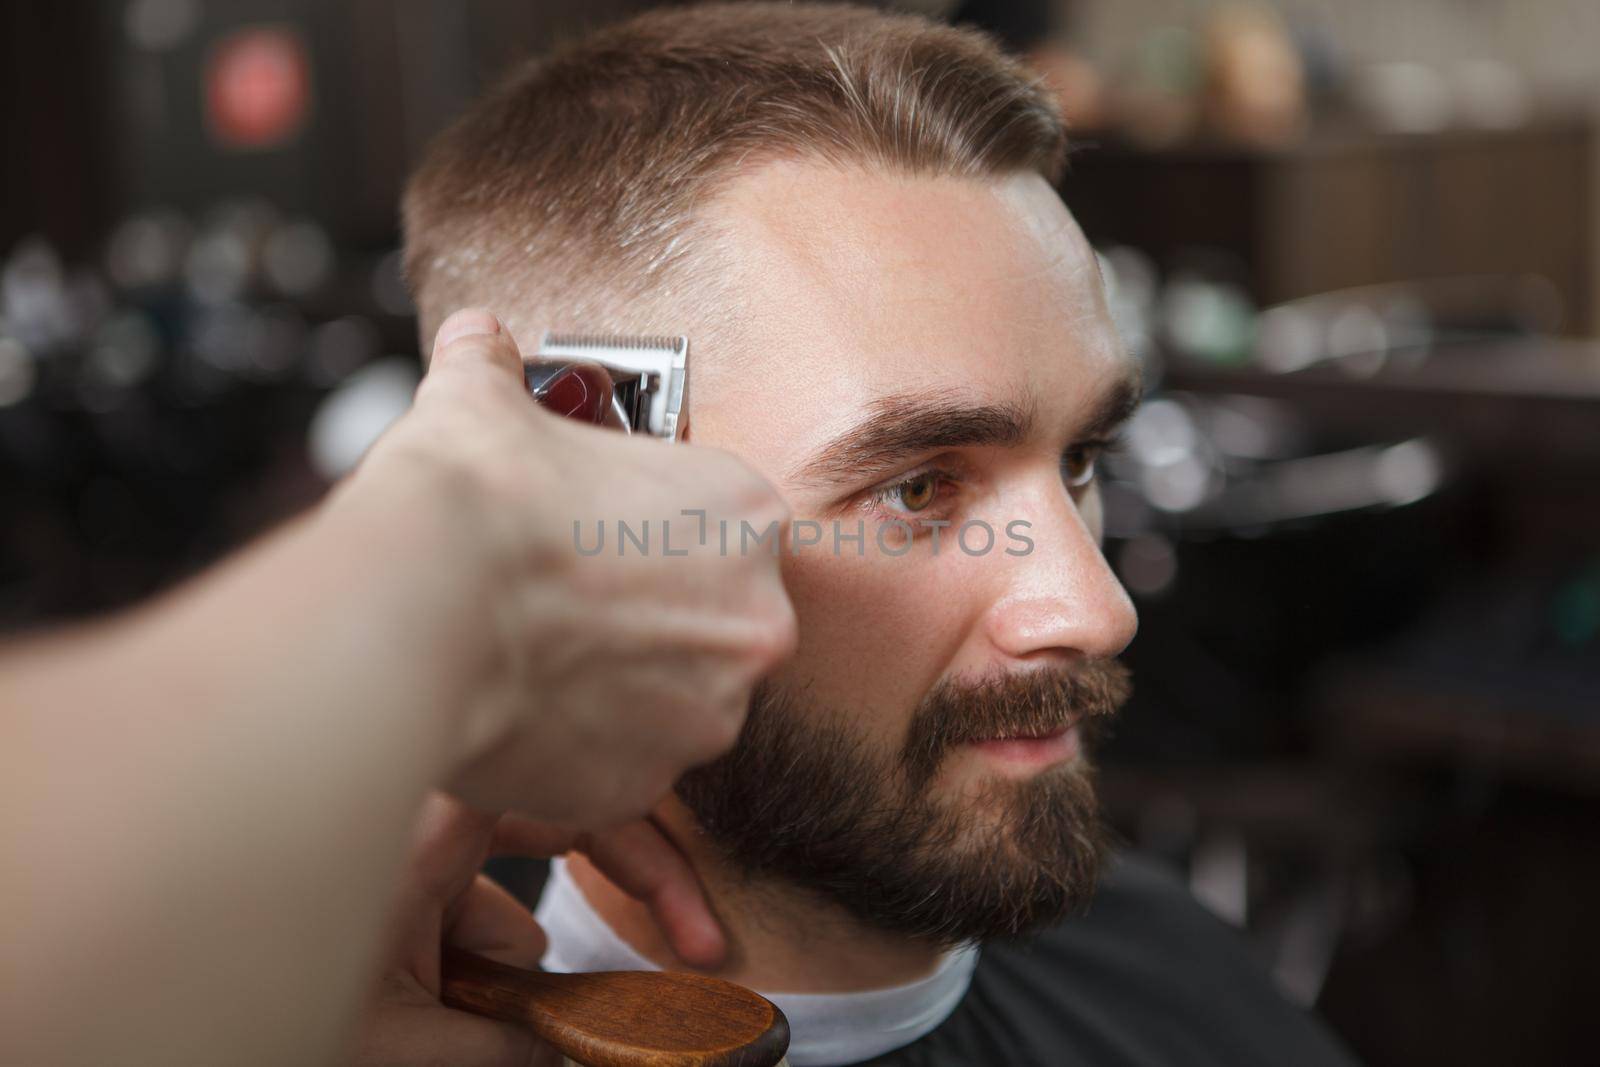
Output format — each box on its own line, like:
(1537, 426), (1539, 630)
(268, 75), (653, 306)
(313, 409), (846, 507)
(0, 310), (795, 1066)
(563, 159), (1141, 994)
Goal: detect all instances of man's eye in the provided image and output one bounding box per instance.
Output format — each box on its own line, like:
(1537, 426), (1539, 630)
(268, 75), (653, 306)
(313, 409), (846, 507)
(1062, 446), (1100, 489)
(896, 472), (939, 512)
(864, 468), (953, 518)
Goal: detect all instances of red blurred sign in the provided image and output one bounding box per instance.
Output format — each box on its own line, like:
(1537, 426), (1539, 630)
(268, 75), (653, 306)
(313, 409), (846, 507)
(204, 26), (311, 150)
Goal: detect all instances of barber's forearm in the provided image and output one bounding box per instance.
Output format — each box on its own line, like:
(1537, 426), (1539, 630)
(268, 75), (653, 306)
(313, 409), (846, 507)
(0, 472), (502, 1066)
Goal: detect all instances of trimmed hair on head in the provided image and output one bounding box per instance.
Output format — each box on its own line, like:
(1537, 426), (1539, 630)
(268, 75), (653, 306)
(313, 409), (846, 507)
(402, 1), (1065, 354)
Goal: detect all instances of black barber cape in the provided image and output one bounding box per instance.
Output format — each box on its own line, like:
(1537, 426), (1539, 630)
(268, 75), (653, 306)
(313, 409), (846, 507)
(852, 855), (1360, 1066)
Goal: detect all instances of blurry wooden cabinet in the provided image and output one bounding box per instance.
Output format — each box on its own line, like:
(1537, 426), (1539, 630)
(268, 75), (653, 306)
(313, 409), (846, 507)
(1061, 118), (1596, 334)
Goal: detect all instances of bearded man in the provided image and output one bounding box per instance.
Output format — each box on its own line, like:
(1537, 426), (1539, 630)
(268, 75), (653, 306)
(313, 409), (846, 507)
(375, 4), (1358, 1064)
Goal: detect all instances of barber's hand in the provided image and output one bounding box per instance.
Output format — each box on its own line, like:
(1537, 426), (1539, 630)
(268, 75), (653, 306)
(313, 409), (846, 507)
(354, 793), (726, 1067)
(333, 308), (796, 827)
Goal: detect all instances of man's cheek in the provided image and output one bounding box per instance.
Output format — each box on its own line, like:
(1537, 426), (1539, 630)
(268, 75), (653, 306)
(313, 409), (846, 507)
(777, 551), (977, 713)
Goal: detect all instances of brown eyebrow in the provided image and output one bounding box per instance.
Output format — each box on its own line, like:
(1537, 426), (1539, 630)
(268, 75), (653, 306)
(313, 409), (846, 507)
(789, 390), (1033, 488)
(788, 367), (1143, 490)
(1080, 368), (1145, 441)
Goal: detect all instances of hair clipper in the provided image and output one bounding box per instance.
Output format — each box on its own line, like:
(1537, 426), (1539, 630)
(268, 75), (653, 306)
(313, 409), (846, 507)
(524, 332), (688, 440)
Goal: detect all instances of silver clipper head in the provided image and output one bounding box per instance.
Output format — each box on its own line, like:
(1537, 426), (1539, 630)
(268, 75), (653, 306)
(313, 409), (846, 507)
(534, 332), (689, 441)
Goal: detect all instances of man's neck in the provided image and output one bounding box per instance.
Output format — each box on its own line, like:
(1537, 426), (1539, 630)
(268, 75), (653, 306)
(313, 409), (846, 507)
(566, 800), (946, 993)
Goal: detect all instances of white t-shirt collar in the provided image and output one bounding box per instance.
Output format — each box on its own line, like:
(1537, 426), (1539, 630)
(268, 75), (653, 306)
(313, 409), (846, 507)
(534, 857), (979, 1066)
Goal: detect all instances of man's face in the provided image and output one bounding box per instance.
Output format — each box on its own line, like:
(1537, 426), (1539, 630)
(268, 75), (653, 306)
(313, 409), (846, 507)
(673, 160), (1140, 944)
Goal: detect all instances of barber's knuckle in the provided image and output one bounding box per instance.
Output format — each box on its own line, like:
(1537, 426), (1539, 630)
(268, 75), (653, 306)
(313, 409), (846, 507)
(676, 688), (728, 744)
(745, 476), (789, 525)
(699, 450), (778, 511)
(699, 702), (744, 754)
(748, 601), (798, 670)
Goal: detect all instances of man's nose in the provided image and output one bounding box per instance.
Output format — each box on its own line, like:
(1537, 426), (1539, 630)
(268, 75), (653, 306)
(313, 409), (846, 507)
(980, 488), (1138, 664)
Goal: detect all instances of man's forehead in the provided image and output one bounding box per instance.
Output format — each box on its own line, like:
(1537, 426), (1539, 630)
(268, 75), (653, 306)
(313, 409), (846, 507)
(685, 158), (1129, 471)
(702, 158), (1098, 324)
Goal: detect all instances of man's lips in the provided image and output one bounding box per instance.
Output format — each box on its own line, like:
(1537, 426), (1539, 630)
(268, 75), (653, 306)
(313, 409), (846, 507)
(964, 724), (1079, 770)
(968, 720), (1073, 743)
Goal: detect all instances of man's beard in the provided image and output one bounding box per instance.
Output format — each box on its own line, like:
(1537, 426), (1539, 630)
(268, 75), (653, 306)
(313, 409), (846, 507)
(674, 660), (1132, 948)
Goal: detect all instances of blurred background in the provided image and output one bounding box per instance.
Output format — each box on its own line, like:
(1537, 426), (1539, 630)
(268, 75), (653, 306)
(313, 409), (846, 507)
(2, 2), (1597, 1064)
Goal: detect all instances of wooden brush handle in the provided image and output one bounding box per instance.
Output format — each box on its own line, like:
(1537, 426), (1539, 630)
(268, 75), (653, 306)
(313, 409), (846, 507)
(440, 947), (790, 1067)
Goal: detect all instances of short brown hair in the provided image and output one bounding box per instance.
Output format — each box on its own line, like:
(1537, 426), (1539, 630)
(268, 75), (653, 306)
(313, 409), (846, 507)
(402, 1), (1065, 354)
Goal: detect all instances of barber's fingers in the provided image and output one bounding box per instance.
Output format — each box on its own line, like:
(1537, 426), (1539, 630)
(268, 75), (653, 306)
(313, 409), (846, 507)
(580, 819), (728, 969)
(490, 811), (581, 858)
(426, 307), (524, 385)
(446, 873), (549, 970)
(384, 793), (499, 982)
(361, 798), (560, 1067)
(408, 793), (500, 904)
(489, 812), (727, 969)
(354, 977), (553, 1067)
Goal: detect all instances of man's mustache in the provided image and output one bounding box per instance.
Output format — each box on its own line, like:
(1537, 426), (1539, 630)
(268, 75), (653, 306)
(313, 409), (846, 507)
(901, 659), (1132, 788)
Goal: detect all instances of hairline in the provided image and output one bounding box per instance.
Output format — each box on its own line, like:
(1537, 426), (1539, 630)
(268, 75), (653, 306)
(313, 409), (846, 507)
(419, 151), (1060, 364)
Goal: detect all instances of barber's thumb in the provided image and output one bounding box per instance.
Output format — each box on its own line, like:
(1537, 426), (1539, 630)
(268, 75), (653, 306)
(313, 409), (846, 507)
(429, 308), (523, 382)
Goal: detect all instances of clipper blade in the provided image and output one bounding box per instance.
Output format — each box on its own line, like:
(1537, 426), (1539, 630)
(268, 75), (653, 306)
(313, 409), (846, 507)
(536, 332), (688, 441)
